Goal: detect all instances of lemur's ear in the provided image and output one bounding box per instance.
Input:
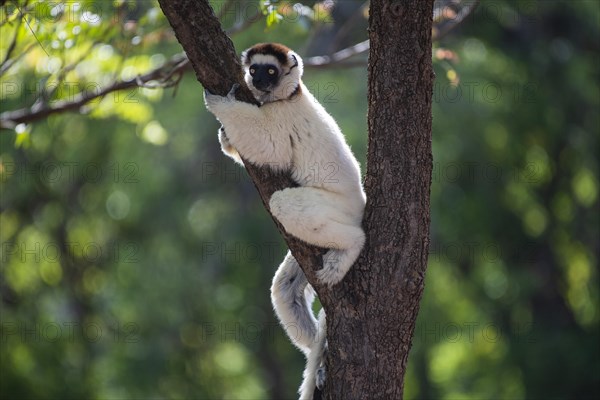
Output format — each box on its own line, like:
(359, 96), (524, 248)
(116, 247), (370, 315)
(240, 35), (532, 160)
(241, 49), (250, 66)
(288, 51), (304, 77)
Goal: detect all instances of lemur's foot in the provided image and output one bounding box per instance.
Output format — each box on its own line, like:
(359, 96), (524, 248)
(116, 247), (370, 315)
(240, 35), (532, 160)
(317, 249), (345, 286)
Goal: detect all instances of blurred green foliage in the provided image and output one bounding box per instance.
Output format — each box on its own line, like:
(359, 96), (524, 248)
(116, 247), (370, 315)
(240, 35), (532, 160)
(0, 1), (598, 399)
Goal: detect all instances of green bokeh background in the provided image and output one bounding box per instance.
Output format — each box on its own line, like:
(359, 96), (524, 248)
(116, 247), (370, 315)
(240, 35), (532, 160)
(1, 1), (598, 399)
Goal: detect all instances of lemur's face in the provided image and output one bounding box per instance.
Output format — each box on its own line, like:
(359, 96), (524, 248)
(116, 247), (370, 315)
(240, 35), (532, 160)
(248, 59), (281, 92)
(241, 43), (303, 103)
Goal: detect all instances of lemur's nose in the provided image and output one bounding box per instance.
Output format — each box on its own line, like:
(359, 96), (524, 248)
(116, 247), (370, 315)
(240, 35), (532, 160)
(253, 77), (269, 91)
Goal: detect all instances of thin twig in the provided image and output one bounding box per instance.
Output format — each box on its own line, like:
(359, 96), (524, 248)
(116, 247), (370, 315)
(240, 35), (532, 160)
(0, 41), (35, 76)
(0, 0), (28, 27)
(304, 39), (369, 68)
(0, 8), (22, 71)
(305, 0), (481, 68)
(42, 40), (103, 103)
(432, 0), (480, 41)
(15, 2), (49, 56)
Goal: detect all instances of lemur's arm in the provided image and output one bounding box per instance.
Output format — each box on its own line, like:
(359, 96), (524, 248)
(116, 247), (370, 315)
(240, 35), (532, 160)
(205, 86), (293, 169)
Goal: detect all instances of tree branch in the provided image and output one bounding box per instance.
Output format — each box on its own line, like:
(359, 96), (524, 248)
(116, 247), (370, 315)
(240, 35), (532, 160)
(0, 53), (191, 130)
(1, 0), (479, 129)
(0, 37), (367, 130)
(304, 39), (369, 68)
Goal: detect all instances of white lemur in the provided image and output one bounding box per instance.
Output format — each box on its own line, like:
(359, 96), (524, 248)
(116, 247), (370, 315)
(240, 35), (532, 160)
(204, 43), (366, 399)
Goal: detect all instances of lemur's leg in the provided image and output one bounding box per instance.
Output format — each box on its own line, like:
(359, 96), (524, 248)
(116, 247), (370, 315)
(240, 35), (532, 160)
(271, 251), (318, 354)
(318, 241), (364, 287)
(299, 309), (327, 400)
(269, 187), (365, 286)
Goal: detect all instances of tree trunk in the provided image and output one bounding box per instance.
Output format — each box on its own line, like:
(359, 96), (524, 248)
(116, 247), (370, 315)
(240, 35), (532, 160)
(322, 1), (434, 398)
(158, 0), (434, 398)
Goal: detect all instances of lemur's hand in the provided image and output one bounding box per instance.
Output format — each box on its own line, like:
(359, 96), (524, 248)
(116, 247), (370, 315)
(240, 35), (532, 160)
(227, 83), (240, 100)
(203, 88), (223, 110)
(204, 84), (241, 112)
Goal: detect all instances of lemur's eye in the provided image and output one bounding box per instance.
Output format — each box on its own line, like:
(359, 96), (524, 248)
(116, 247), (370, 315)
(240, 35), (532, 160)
(249, 68), (256, 75)
(268, 68), (276, 75)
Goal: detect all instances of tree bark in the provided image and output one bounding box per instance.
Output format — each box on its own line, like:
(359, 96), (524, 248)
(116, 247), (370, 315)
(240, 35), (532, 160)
(158, 0), (434, 398)
(319, 1), (434, 398)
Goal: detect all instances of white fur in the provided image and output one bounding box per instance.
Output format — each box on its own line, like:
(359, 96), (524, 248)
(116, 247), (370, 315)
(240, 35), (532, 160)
(248, 54), (280, 65)
(271, 255), (327, 400)
(299, 310), (327, 400)
(271, 252), (317, 354)
(205, 44), (365, 398)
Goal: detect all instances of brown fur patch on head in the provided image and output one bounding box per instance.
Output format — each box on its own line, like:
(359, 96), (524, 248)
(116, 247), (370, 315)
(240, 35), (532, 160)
(242, 43), (291, 66)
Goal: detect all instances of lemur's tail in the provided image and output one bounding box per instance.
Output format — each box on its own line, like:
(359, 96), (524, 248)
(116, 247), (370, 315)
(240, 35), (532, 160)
(299, 309), (327, 400)
(271, 251), (318, 355)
